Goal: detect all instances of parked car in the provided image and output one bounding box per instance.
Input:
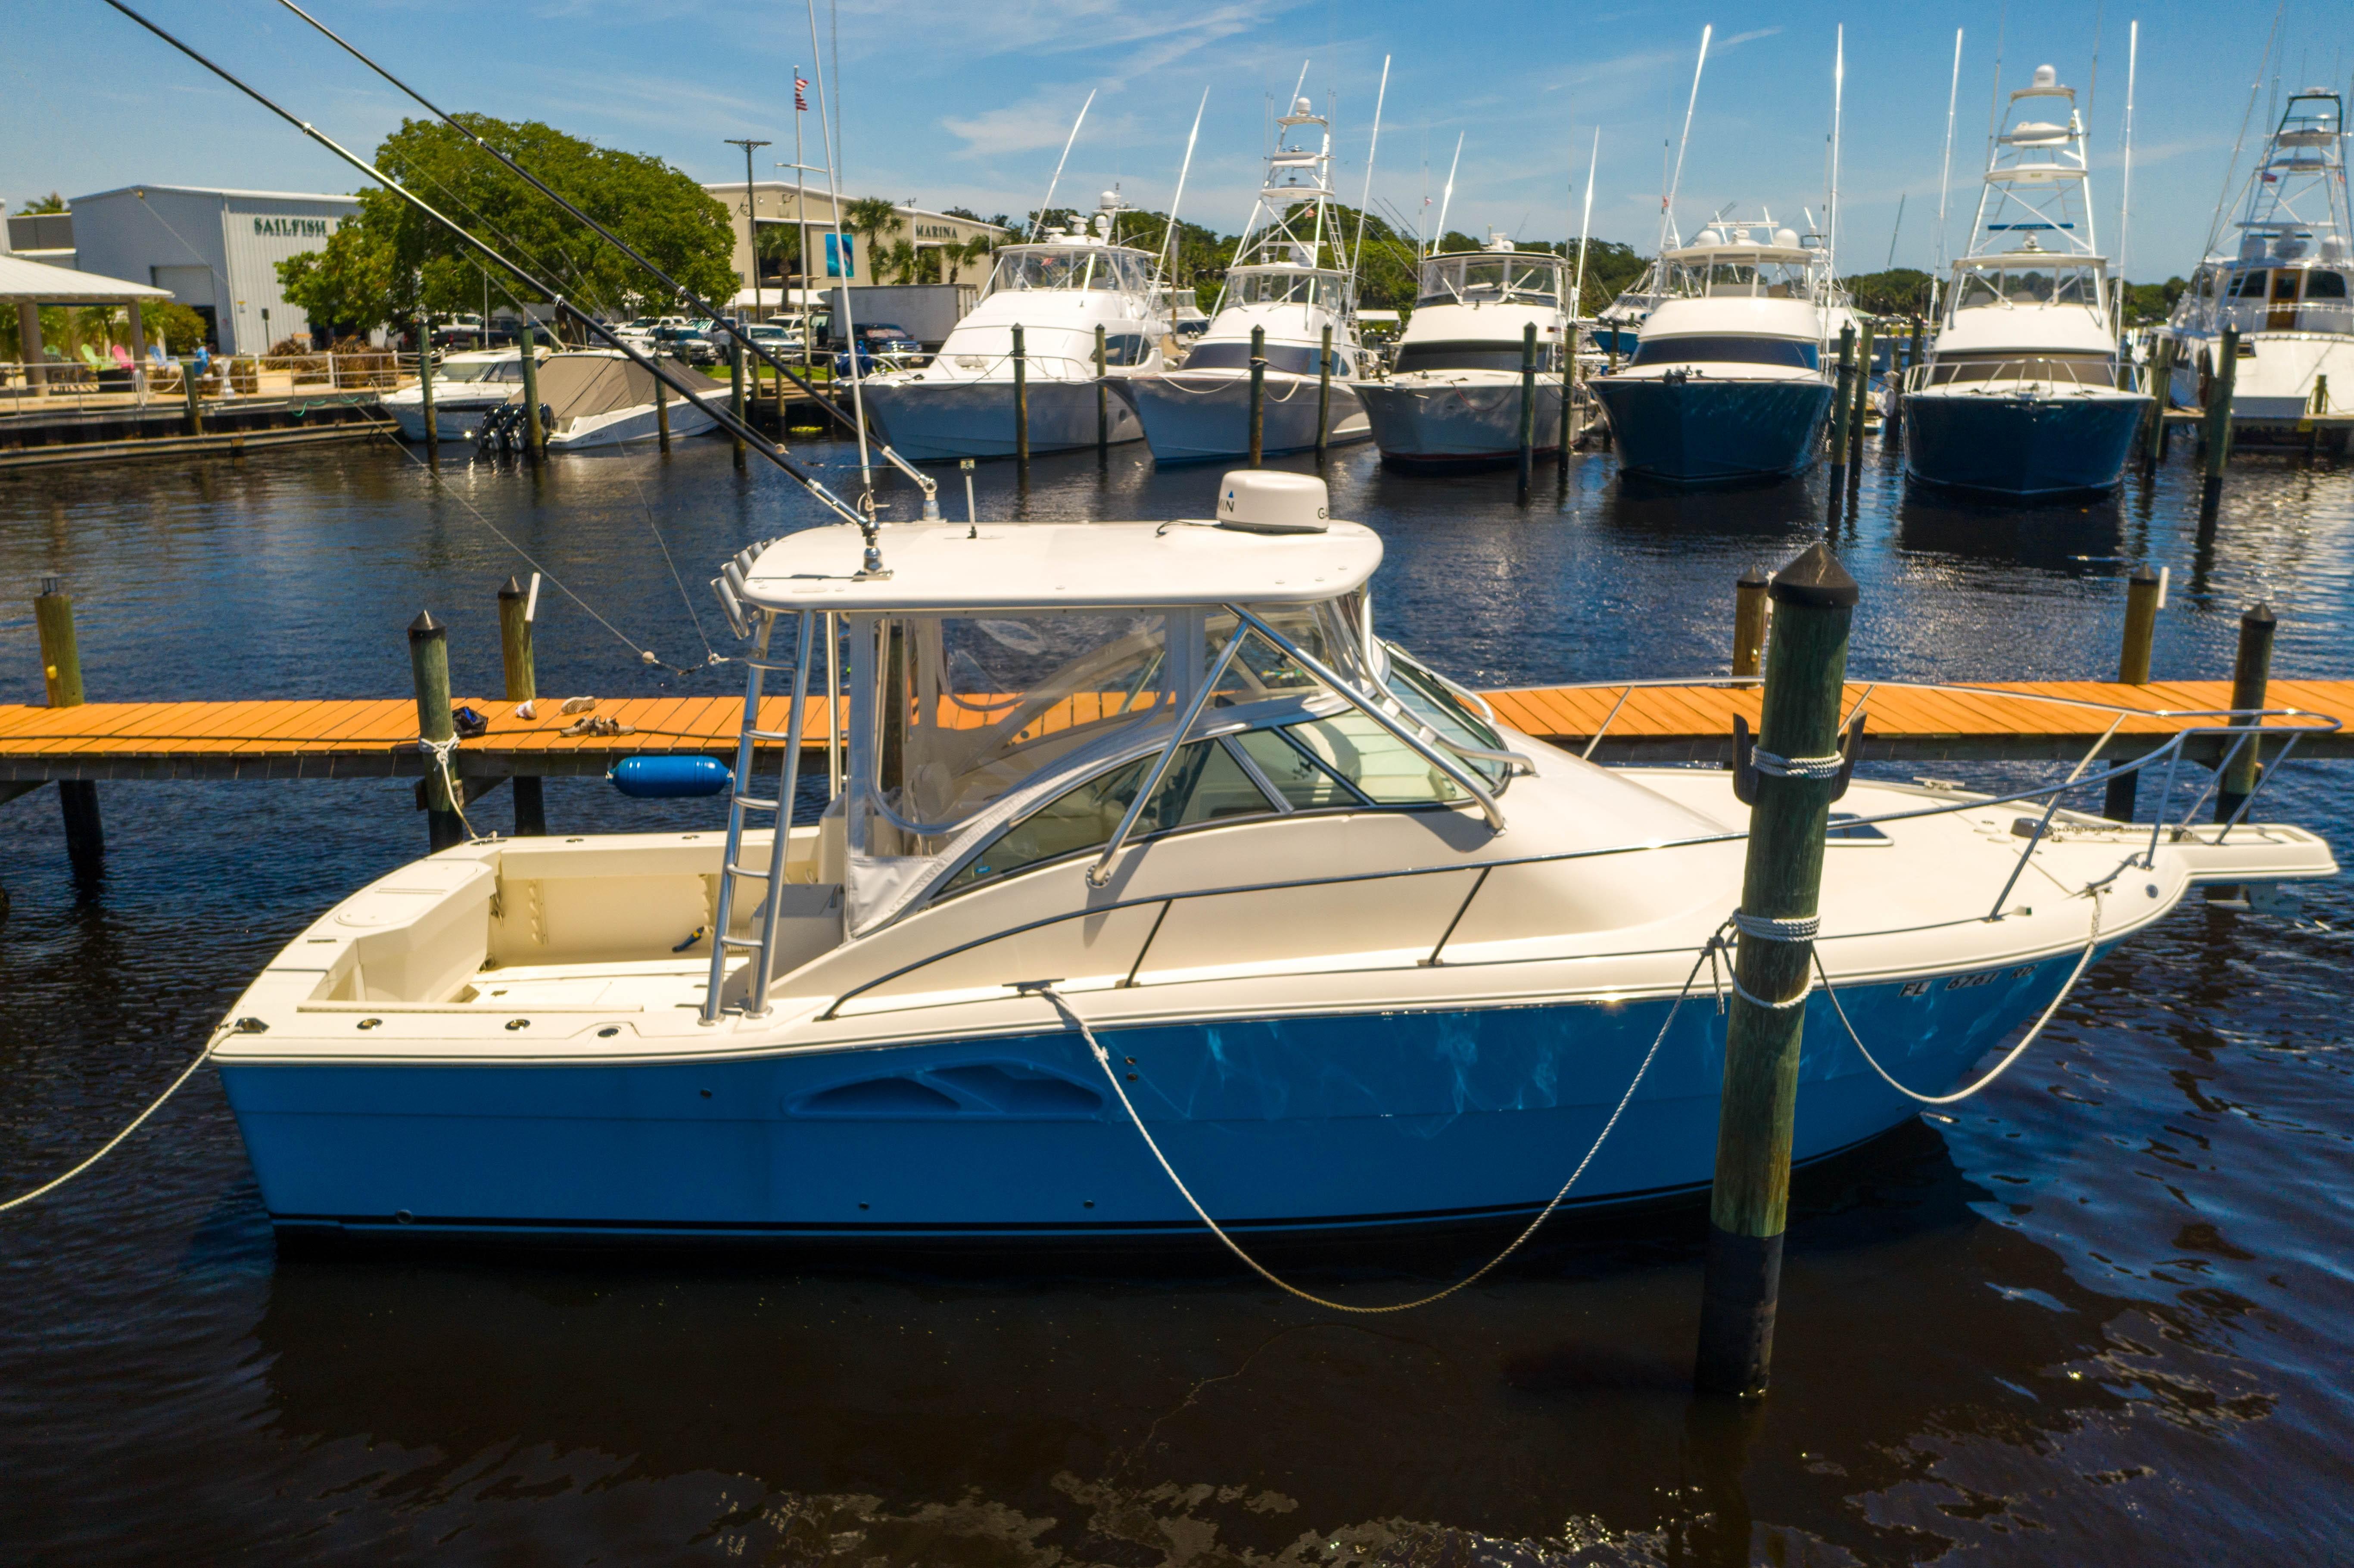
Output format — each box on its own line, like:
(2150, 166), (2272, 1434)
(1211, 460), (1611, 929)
(830, 321), (923, 378)
(737, 322), (806, 357)
(651, 323), (718, 365)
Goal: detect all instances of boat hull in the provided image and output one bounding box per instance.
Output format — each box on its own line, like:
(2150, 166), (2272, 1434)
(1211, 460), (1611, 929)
(1358, 378), (1566, 470)
(858, 376), (1145, 461)
(1124, 372), (1372, 463)
(545, 398), (719, 451)
(1904, 387), (2149, 497)
(221, 963), (2080, 1244)
(1590, 375), (1835, 484)
(385, 394), (511, 443)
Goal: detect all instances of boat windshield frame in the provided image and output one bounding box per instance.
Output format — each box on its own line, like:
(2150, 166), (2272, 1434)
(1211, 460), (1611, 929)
(1946, 252), (2109, 314)
(981, 244), (1156, 301)
(1224, 264), (1352, 308)
(1417, 252), (1565, 307)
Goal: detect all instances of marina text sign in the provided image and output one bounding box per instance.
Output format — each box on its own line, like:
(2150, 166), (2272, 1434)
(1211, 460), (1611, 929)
(252, 217), (338, 239)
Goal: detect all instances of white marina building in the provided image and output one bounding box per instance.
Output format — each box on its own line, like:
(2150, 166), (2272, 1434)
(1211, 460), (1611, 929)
(66, 184), (364, 353)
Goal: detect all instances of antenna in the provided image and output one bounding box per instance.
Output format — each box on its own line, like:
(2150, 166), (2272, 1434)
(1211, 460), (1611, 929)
(1660, 25), (1712, 258)
(1432, 132), (1463, 258)
(1827, 25), (1845, 277)
(1571, 128), (1600, 320)
(1349, 54), (1391, 293)
(1031, 90), (1096, 240)
(1886, 193), (1906, 271)
(1149, 87), (1210, 300)
(1934, 28), (1964, 292)
(2117, 19), (2138, 290)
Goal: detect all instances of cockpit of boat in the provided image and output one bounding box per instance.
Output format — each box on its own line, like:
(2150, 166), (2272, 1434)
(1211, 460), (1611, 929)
(1416, 251), (1564, 307)
(983, 244), (1155, 298)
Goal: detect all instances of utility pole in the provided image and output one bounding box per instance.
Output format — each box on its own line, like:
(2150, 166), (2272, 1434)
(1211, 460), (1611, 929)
(726, 137), (773, 344)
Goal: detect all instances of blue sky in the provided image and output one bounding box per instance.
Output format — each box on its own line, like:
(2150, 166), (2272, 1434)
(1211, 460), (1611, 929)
(5, 0), (2342, 280)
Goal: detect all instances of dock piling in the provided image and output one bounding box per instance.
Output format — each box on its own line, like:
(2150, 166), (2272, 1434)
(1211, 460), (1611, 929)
(181, 362), (203, 437)
(1317, 325), (1333, 461)
(498, 577), (546, 837)
(1012, 325), (1029, 466)
(2200, 327), (2238, 520)
(1732, 564), (1769, 678)
(34, 576), (102, 865)
(2102, 566), (2162, 821)
(2142, 337), (2175, 471)
(1248, 325), (1267, 468)
(1517, 322), (1538, 500)
(416, 320), (439, 455)
(1095, 325), (1109, 457)
(1558, 323), (1575, 475)
(730, 336), (747, 470)
(655, 370), (670, 452)
(2218, 601), (2276, 825)
(408, 612), (463, 852)
(1826, 325), (1855, 508)
(1695, 543), (1858, 1399)
(518, 332), (545, 460)
(1848, 319), (1873, 474)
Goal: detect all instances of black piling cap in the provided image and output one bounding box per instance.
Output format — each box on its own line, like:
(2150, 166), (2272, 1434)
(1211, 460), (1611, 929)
(2242, 600), (2276, 627)
(498, 575), (525, 600)
(408, 610), (446, 641)
(1768, 543), (1859, 608)
(1738, 563), (1769, 588)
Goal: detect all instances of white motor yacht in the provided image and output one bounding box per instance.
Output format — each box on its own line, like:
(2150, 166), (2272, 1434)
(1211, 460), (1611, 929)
(1590, 213), (1855, 485)
(511, 350), (724, 451)
(855, 195), (1170, 462)
(1124, 95), (1373, 460)
(1358, 233), (1573, 470)
(207, 470), (2335, 1246)
(1903, 65), (2150, 497)
(2160, 87), (2351, 447)
(382, 349), (534, 442)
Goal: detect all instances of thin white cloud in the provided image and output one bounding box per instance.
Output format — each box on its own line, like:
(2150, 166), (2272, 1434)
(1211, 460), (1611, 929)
(1719, 28), (1784, 50)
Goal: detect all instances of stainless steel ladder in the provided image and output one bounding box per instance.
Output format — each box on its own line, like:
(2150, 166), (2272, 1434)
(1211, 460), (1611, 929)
(703, 610), (815, 1023)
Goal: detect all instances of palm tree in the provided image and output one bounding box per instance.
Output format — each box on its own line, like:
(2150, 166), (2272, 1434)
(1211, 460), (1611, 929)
(841, 197), (902, 280)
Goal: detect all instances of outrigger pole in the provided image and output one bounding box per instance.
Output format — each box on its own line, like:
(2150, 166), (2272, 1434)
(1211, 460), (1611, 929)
(1031, 91), (1098, 241)
(100, 0), (897, 577)
(1349, 55), (1392, 289)
(266, 0), (938, 517)
(1931, 29), (1963, 320)
(1660, 25), (1712, 260)
(1148, 87), (1211, 302)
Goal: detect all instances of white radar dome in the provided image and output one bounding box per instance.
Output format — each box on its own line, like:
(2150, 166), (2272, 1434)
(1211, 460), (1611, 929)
(1696, 228), (1725, 247)
(1775, 227), (1800, 248)
(1293, 96), (1312, 115)
(2033, 64), (2058, 87)
(1215, 470), (1330, 534)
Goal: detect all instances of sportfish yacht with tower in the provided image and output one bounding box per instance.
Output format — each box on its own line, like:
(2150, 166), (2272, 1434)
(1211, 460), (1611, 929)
(857, 194), (1172, 461)
(207, 471), (2334, 1246)
(1589, 212), (1849, 485)
(1357, 233), (1572, 470)
(1903, 63), (2150, 497)
(1124, 92), (1371, 460)
(2161, 87), (2351, 448)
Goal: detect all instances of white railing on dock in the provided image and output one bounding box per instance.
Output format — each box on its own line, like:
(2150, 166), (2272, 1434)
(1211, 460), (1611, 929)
(0, 352), (415, 419)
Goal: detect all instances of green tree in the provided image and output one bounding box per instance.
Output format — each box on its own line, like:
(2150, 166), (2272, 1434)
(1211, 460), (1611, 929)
(841, 197), (903, 280)
(16, 192), (66, 215)
(277, 221), (398, 335)
(1838, 268), (1937, 317)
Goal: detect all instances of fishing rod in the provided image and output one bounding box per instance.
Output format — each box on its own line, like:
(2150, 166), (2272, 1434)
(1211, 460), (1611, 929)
(268, 0), (938, 514)
(98, 0), (899, 578)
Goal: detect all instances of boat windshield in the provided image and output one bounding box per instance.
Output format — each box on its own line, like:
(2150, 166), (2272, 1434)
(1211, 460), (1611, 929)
(438, 359), (524, 383)
(1953, 264), (2100, 309)
(1228, 268), (1348, 307)
(986, 247), (1149, 296)
(1418, 255), (1562, 305)
(861, 600), (1371, 842)
(1628, 336), (1819, 370)
(1182, 341), (1349, 376)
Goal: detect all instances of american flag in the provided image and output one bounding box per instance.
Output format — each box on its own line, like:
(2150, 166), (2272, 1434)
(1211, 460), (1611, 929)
(794, 75), (809, 112)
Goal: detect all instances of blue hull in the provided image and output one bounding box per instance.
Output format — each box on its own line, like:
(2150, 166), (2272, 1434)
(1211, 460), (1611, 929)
(1904, 389), (2149, 497)
(1590, 376), (1835, 485)
(220, 960), (2084, 1244)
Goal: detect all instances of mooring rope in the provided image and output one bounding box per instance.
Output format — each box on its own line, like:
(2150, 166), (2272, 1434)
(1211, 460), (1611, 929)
(1023, 940), (1717, 1314)
(0, 1022), (234, 1214)
(1814, 886), (2108, 1106)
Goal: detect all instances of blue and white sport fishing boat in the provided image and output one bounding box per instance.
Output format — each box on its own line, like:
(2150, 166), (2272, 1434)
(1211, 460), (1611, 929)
(1905, 64), (2150, 497)
(1590, 212), (1851, 484)
(856, 194), (1171, 461)
(1124, 93), (1372, 461)
(1357, 233), (1572, 470)
(211, 473), (2333, 1246)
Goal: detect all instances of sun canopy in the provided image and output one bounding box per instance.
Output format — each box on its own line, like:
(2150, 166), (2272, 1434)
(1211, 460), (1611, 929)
(0, 253), (172, 305)
(741, 520), (1383, 612)
(507, 351), (725, 420)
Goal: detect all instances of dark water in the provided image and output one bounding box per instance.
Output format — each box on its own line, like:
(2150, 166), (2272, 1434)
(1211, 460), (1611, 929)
(3, 431), (2350, 1564)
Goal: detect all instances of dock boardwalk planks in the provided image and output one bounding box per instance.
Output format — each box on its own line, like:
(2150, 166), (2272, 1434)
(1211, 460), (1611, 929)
(0, 681), (2349, 787)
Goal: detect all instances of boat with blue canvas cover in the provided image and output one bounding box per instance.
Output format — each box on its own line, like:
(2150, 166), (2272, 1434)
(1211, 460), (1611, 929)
(210, 473), (2335, 1247)
(1905, 64), (2149, 498)
(1590, 213), (1851, 485)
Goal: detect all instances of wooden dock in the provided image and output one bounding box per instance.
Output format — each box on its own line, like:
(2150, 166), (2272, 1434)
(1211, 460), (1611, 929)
(3, 679), (2347, 806)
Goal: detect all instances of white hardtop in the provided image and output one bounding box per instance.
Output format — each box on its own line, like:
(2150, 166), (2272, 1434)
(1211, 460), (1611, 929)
(741, 518), (1381, 613)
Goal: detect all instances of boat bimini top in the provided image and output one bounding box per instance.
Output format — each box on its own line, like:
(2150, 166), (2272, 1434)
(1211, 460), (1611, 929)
(724, 470), (1512, 937)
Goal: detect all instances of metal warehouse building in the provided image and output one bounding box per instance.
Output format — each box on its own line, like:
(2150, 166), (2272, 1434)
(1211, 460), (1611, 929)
(68, 184), (364, 354)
